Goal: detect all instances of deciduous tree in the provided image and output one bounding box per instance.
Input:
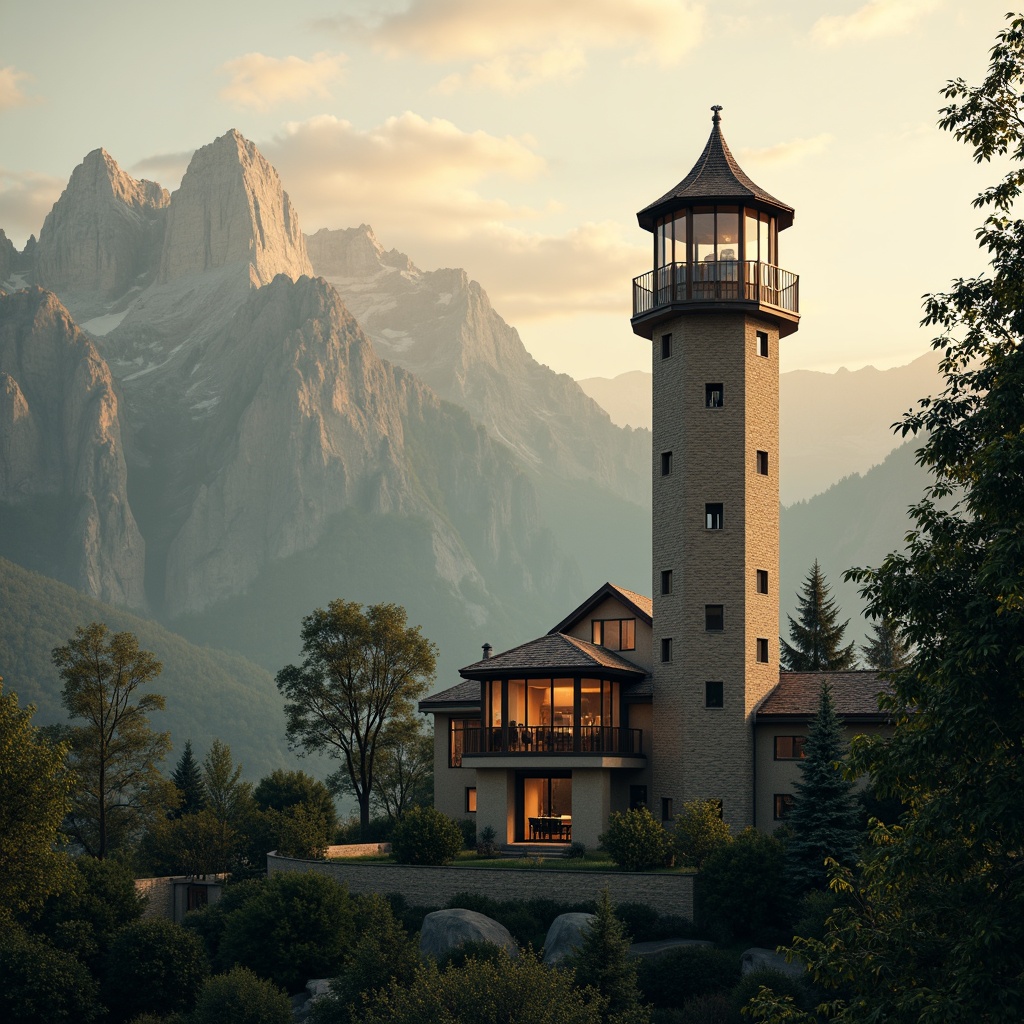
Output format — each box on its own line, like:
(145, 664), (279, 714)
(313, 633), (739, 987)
(370, 716), (434, 822)
(780, 561), (857, 671)
(276, 601), (437, 835)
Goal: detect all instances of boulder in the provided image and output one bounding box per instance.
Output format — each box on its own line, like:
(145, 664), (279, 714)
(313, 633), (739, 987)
(741, 947), (805, 981)
(543, 912), (595, 965)
(419, 908), (518, 960)
(629, 938), (714, 958)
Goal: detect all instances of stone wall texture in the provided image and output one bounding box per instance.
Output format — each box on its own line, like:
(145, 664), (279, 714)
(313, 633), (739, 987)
(267, 853), (694, 921)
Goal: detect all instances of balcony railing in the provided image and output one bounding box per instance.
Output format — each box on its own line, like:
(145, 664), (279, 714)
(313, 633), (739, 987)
(632, 260), (799, 317)
(453, 724), (643, 762)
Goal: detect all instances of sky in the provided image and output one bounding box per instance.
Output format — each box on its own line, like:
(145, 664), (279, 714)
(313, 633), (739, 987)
(0, 0), (1014, 379)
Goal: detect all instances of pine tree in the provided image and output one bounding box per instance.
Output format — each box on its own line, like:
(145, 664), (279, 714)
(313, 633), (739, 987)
(170, 740), (206, 817)
(780, 560), (857, 671)
(860, 616), (911, 671)
(785, 681), (861, 893)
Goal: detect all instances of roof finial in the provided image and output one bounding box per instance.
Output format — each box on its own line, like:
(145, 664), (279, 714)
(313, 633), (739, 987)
(711, 104), (723, 124)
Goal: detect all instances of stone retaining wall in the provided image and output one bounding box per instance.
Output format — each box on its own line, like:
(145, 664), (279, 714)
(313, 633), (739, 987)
(267, 853), (694, 920)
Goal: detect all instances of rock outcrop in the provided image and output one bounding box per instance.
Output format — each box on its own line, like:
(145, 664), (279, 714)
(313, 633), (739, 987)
(419, 909), (519, 960)
(0, 287), (145, 607)
(34, 149), (169, 303)
(158, 129), (312, 287)
(0, 228), (18, 285)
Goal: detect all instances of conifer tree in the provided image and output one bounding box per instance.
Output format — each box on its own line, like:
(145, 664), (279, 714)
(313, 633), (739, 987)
(170, 740), (207, 817)
(859, 616), (911, 671)
(785, 681), (860, 893)
(780, 561), (857, 671)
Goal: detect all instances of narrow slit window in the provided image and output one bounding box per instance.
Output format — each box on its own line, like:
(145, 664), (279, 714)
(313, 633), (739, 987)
(661, 451), (673, 476)
(757, 569), (769, 594)
(661, 333), (672, 359)
(661, 569), (673, 595)
(661, 797), (673, 822)
(661, 637), (673, 662)
(757, 638), (769, 663)
(757, 450), (769, 475)
(705, 383), (724, 408)
(757, 331), (769, 358)
(705, 503), (723, 530)
(774, 794), (795, 820)
(466, 787), (477, 813)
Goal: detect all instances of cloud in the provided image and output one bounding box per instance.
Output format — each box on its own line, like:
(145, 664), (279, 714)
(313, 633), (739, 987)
(217, 51), (347, 111)
(0, 168), (65, 245)
(324, 0), (705, 90)
(0, 66), (36, 110)
(131, 150), (194, 190)
(739, 133), (834, 165)
(811, 0), (941, 46)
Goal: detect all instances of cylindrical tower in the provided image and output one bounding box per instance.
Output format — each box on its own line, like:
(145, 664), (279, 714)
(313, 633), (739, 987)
(631, 106), (799, 829)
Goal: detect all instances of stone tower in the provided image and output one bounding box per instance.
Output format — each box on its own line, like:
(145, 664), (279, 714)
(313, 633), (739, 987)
(630, 107), (799, 829)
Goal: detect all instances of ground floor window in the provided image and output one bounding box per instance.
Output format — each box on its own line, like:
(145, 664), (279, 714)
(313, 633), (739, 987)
(465, 787), (477, 812)
(774, 793), (795, 820)
(518, 772), (572, 842)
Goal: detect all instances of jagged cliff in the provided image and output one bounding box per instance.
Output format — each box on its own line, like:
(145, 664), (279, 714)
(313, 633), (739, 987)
(0, 287), (145, 607)
(0, 229), (18, 285)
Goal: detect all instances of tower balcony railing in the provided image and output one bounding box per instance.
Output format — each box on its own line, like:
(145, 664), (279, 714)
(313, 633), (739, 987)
(454, 724), (643, 760)
(632, 260), (799, 317)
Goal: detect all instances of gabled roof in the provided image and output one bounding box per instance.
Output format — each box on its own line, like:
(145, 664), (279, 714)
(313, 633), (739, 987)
(418, 679), (482, 713)
(637, 107), (794, 232)
(755, 671), (889, 721)
(459, 632), (646, 679)
(548, 581), (653, 637)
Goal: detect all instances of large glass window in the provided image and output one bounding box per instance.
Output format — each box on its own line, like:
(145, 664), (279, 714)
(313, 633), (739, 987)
(522, 775), (572, 842)
(591, 618), (636, 651)
(449, 718), (480, 767)
(693, 206), (715, 265)
(716, 206), (740, 263)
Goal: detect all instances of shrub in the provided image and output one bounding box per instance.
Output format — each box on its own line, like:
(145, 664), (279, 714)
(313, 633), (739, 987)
(102, 917), (209, 1022)
(673, 801), (733, 869)
(457, 816), (477, 849)
(697, 828), (792, 945)
(436, 939), (510, 971)
(727, 968), (813, 1024)
(476, 825), (499, 858)
(565, 840), (587, 859)
(600, 807), (670, 871)
(637, 946), (741, 1007)
(391, 806), (463, 865)
(191, 967), (292, 1024)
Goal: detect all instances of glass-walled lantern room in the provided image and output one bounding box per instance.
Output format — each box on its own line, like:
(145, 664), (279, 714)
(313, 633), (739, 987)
(655, 205), (777, 270)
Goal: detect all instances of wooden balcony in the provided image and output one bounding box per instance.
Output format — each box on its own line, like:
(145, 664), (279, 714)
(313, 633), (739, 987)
(453, 723), (643, 762)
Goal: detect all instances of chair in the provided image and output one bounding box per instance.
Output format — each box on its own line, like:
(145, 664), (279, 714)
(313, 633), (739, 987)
(529, 817), (540, 841)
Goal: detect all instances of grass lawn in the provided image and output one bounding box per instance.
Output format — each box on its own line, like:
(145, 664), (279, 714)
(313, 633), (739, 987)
(328, 849), (696, 873)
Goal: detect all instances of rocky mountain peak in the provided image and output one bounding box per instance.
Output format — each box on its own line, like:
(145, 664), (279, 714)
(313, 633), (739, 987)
(305, 224), (414, 279)
(158, 129), (313, 287)
(33, 148), (169, 301)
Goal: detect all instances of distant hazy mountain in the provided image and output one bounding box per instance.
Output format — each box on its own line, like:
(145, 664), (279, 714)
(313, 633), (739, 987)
(578, 352), (942, 505)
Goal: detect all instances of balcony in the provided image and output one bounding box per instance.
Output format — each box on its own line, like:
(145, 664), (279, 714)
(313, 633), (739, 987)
(631, 260), (799, 336)
(453, 723), (643, 763)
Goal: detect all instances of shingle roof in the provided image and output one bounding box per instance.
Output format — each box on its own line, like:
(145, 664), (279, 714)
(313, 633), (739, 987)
(548, 581), (653, 635)
(460, 632), (646, 678)
(418, 679), (481, 711)
(756, 671), (889, 720)
(637, 108), (794, 232)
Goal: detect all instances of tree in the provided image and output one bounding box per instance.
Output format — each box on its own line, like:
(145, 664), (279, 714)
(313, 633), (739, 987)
(171, 739), (207, 817)
(750, 17), (1024, 1022)
(370, 717), (434, 822)
(253, 768), (339, 835)
(859, 615), (911, 670)
(52, 623), (174, 858)
(672, 798), (732, 869)
(780, 560), (857, 671)
(276, 601), (437, 835)
(784, 681), (861, 893)
(0, 680), (74, 918)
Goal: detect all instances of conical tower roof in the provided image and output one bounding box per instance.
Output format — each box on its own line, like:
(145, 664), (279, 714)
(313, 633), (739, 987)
(637, 107), (794, 231)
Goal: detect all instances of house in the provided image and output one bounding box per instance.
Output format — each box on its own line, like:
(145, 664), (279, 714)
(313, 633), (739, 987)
(420, 107), (887, 848)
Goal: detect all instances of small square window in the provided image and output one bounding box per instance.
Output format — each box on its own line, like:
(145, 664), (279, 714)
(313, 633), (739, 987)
(661, 637), (673, 662)
(705, 502), (723, 529)
(774, 736), (807, 760)
(756, 450), (769, 475)
(661, 797), (673, 822)
(661, 451), (673, 476)
(705, 681), (724, 708)
(661, 334), (672, 359)
(705, 605), (724, 632)
(756, 569), (769, 594)
(661, 569), (673, 595)
(757, 637), (769, 663)
(466, 787), (477, 813)
(757, 331), (769, 357)
(774, 793), (795, 820)
(705, 383), (724, 408)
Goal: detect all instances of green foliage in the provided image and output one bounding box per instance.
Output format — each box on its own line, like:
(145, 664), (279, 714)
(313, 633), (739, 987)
(276, 600), (437, 836)
(728, 969), (812, 1024)
(858, 615), (911, 671)
(391, 804), (463, 865)
(780, 561), (856, 671)
(216, 871), (356, 993)
(181, 876), (267, 966)
(637, 947), (741, 1008)
(785, 682), (861, 893)
(566, 839), (587, 859)
(567, 889), (648, 1024)
(53, 623), (176, 858)
(476, 823), (499, 857)
(254, 768), (338, 835)
(697, 829), (791, 945)
(369, 716), (434, 822)
(170, 739), (206, 816)
(435, 939), (509, 972)
(673, 800), (733, 869)
(141, 807), (239, 877)
(190, 966), (292, 1024)
(102, 917), (209, 1023)
(0, 680), (74, 917)
(0, 922), (102, 1023)
(456, 815), (476, 848)
(359, 948), (604, 1024)
(600, 806), (670, 871)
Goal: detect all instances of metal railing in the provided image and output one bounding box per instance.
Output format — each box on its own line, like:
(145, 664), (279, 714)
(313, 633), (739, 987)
(453, 724), (643, 759)
(633, 260), (799, 317)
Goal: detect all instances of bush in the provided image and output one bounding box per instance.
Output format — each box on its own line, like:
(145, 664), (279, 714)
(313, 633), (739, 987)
(600, 807), (670, 871)
(673, 801), (733, 869)
(391, 806), (463, 865)
(102, 917), (209, 1022)
(565, 840), (587, 859)
(457, 816), (477, 849)
(727, 968), (814, 1024)
(476, 825), (499, 858)
(697, 829), (792, 945)
(436, 939), (510, 971)
(191, 967), (292, 1024)
(638, 946), (741, 1007)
